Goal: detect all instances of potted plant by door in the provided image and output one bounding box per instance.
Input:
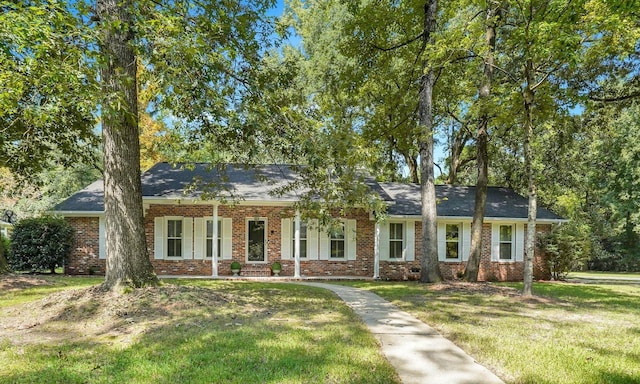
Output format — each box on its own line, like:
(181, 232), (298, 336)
(271, 262), (282, 277)
(230, 261), (241, 276)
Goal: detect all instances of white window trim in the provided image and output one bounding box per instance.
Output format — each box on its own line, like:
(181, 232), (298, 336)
(329, 221), (346, 260)
(246, 217), (268, 263)
(293, 220), (309, 259)
(165, 216), (184, 259)
(491, 222), (524, 263)
(444, 222), (463, 261)
(388, 222), (405, 260)
(204, 218), (222, 260)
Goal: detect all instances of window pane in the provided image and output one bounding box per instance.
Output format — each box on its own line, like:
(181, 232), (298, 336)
(168, 239), (182, 257)
(331, 223), (345, 240)
(446, 224), (459, 241)
(331, 240), (345, 258)
(500, 243), (512, 260)
(300, 222), (307, 238)
(390, 223), (403, 240)
(300, 240), (308, 258)
(390, 241), (403, 259)
(446, 242), (459, 259)
(500, 225), (512, 242)
(206, 239), (212, 258)
(206, 220), (213, 238)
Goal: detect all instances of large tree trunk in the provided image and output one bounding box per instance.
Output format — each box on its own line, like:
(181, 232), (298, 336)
(522, 59), (537, 296)
(419, 0), (443, 283)
(97, 0), (158, 290)
(463, 3), (498, 282)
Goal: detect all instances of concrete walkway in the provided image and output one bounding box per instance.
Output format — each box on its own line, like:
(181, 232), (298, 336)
(301, 282), (504, 384)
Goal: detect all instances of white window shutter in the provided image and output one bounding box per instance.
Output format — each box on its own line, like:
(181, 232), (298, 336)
(515, 223), (525, 261)
(183, 218), (193, 259)
(154, 217), (164, 260)
(405, 221), (415, 261)
(222, 218), (232, 260)
(319, 228), (329, 260)
(281, 218), (292, 260)
(347, 219), (357, 260)
(98, 217), (106, 259)
(437, 222), (446, 261)
(194, 218), (204, 260)
(462, 222), (471, 261)
(379, 222), (390, 261)
(491, 223), (500, 261)
(308, 219), (319, 260)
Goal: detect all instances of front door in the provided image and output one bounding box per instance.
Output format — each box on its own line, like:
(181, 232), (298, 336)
(247, 220), (266, 262)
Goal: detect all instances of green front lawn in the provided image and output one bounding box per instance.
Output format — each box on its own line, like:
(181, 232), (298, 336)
(344, 281), (640, 384)
(0, 277), (399, 384)
(568, 271), (640, 280)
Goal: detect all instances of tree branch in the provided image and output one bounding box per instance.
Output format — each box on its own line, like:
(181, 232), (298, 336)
(371, 32), (425, 52)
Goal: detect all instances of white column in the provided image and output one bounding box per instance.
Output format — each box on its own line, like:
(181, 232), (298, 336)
(374, 222), (380, 279)
(294, 210), (301, 278)
(212, 203), (219, 277)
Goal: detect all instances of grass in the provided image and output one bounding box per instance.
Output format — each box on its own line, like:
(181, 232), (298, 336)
(567, 271), (640, 280)
(342, 281), (640, 384)
(0, 277), (399, 384)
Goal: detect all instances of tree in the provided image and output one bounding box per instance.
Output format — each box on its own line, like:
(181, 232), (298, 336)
(417, 0), (443, 283)
(96, 0), (158, 289)
(463, 0), (500, 282)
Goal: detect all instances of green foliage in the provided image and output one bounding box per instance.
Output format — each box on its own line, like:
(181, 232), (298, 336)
(271, 261), (282, 271)
(0, 0), (100, 180)
(538, 223), (591, 280)
(230, 261), (241, 270)
(9, 216), (74, 273)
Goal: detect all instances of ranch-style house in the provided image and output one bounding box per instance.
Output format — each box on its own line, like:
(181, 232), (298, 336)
(54, 162), (565, 281)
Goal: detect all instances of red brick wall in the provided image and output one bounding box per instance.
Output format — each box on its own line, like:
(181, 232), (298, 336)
(65, 217), (105, 275)
(378, 222), (551, 281)
(65, 206), (551, 281)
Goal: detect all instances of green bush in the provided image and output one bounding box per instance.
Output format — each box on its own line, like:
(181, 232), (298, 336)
(0, 232), (10, 273)
(9, 216), (74, 273)
(538, 222), (591, 280)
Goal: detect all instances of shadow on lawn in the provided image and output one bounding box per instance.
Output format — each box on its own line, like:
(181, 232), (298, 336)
(1, 282), (400, 384)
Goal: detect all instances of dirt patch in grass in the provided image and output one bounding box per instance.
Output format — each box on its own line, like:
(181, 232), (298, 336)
(0, 275), (241, 347)
(428, 281), (561, 305)
(0, 273), (54, 291)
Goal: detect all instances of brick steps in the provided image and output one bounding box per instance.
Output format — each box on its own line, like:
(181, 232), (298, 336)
(241, 264), (271, 277)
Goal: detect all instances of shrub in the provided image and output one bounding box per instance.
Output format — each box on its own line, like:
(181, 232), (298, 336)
(9, 216), (74, 273)
(538, 222), (591, 280)
(0, 233), (10, 273)
(230, 261), (241, 270)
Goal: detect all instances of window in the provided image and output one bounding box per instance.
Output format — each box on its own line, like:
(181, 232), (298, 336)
(445, 224), (460, 259)
(292, 221), (308, 258)
(389, 223), (404, 259)
(167, 219), (183, 258)
(330, 223), (345, 258)
(499, 225), (513, 260)
(206, 220), (222, 258)
(247, 219), (266, 262)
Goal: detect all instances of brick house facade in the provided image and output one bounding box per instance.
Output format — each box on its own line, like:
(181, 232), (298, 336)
(57, 163), (563, 281)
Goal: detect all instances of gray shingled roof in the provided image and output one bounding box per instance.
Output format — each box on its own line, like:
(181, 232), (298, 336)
(54, 163), (564, 221)
(379, 183), (563, 220)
